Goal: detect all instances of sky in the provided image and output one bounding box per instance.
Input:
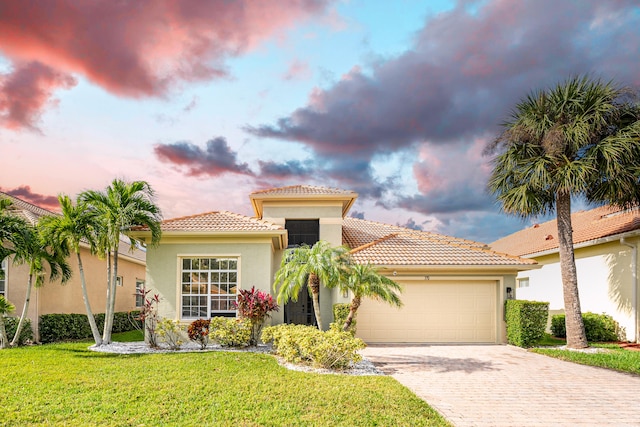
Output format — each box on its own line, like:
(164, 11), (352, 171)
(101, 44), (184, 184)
(1, 0), (639, 243)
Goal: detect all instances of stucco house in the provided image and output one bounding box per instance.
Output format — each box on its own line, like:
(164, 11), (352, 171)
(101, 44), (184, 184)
(491, 205), (640, 342)
(0, 192), (146, 340)
(131, 185), (537, 344)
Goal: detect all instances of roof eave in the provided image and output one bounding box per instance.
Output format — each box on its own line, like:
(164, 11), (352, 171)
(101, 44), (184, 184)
(522, 228), (640, 258)
(364, 263), (540, 272)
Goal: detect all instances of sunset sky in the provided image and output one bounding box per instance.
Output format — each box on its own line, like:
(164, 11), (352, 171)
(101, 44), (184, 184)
(1, 0), (639, 243)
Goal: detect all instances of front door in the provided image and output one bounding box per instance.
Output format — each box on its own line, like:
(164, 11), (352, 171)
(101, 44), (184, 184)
(284, 289), (317, 326)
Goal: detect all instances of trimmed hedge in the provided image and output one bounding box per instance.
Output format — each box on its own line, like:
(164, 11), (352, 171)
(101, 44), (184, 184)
(505, 300), (549, 347)
(332, 303), (356, 334)
(4, 317), (33, 345)
(39, 311), (141, 343)
(551, 312), (624, 342)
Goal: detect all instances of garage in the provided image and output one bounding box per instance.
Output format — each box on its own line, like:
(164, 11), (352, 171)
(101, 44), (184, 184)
(355, 280), (498, 343)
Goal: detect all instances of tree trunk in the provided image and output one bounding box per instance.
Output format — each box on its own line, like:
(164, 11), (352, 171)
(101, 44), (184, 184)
(308, 272), (323, 331)
(102, 251), (111, 343)
(556, 192), (588, 349)
(11, 273), (33, 346)
(103, 249), (119, 344)
(0, 314), (8, 349)
(343, 295), (361, 332)
(77, 252), (102, 346)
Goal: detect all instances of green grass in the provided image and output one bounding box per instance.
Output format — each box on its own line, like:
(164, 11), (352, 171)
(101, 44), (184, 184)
(0, 340), (449, 426)
(532, 344), (640, 376)
(111, 329), (144, 342)
(534, 333), (566, 347)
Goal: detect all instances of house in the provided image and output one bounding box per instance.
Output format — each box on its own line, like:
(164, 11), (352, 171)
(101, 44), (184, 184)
(491, 205), (640, 342)
(0, 192), (147, 340)
(130, 185), (537, 344)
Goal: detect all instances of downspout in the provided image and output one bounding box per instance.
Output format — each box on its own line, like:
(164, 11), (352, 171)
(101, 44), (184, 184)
(620, 237), (638, 343)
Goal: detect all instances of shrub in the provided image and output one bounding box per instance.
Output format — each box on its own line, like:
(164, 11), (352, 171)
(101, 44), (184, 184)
(209, 317), (251, 347)
(4, 317), (33, 346)
(551, 312), (624, 342)
(234, 286), (279, 346)
(157, 318), (184, 350)
(129, 290), (161, 348)
(261, 323), (365, 370)
(505, 300), (549, 347)
(39, 312), (139, 343)
(188, 319), (211, 350)
(332, 303), (356, 335)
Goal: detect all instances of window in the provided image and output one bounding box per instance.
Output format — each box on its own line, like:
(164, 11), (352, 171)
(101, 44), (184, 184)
(181, 257), (238, 319)
(517, 277), (530, 288)
(285, 220), (319, 247)
(116, 276), (123, 287)
(135, 279), (145, 307)
(0, 259), (6, 297)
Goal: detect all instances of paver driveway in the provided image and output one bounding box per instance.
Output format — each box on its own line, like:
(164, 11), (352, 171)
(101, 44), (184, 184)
(362, 345), (640, 427)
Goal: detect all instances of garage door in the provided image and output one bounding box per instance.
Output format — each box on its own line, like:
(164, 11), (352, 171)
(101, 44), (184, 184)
(355, 280), (497, 343)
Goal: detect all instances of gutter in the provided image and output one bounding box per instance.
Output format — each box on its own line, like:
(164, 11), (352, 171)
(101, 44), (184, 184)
(620, 237), (639, 343)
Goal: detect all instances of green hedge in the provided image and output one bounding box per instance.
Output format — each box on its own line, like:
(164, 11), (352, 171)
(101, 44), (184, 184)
(3, 317), (33, 345)
(39, 311), (141, 343)
(505, 300), (549, 347)
(332, 303), (356, 334)
(550, 312), (623, 342)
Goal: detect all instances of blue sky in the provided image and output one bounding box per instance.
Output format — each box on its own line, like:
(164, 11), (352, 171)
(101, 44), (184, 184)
(1, 0), (639, 243)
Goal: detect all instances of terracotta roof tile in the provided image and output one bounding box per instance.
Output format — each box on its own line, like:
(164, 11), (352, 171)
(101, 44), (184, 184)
(343, 217), (534, 266)
(250, 185), (356, 196)
(155, 211), (284, 232)
(490, 205), (640, 257)
(0, 191), (56, 225)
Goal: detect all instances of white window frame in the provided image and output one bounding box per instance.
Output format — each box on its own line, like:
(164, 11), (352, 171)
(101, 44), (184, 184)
(517, 277), (530, 288)
(0, 258), (6, 297)
(135, 279), (145, 307)
(179, 257), (238, 320)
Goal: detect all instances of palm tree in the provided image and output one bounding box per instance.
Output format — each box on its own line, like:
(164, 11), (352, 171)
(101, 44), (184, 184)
(337, 263), (403, 332)
(487, 76), (640, 349)
(80, 179), (162, 344)
(10, 223), (72, 346)
(0, 295), (15, 349)
(39, 195), (103, 345)
(0, 197), (28, 262)
(274, 241), (349, 330)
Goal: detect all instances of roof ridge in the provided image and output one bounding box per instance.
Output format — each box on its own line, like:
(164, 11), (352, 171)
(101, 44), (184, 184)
(250, 184), (355, 195)
(350, 232), (399, 254)
(162, 211), (220, 223)
(220, 210), (283, 228)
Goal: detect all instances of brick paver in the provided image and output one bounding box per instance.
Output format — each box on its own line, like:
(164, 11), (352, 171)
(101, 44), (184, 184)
(361, 345), (640, 427)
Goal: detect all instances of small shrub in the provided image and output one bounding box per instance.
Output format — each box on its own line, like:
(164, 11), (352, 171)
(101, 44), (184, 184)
(129, 291), (161, 348)
(551, 312), (624, 342)
(157, 318), (184, 350)
(209, 317), (251, 347)
(505, 300), (549, 347)
(4, 317), (33, 346)
(187, 319), (211, 350)
(261, 323), (365, 370)
(234, 286), (279, 346)
(332, 303), (356, 335)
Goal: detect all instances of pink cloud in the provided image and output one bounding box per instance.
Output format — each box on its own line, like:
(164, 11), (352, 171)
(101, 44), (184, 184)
(0, 0), (331, 129)
(0, 61), (76, 130)
(1, 185), (60, 211)
(282, 59), (312, 81)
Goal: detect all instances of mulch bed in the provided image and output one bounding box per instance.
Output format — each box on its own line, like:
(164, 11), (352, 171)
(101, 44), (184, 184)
(617, 342), (640, 352)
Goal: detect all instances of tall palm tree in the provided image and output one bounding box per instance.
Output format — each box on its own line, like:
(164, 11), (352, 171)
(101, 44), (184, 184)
(274, 241), (349, 330)
(80, 179), (162, 344)
(0, 295), (15, 349)
(487, 76), (640, 349)
(337, 263), (403, 332)
(10, 223), (72, 346)
(39, 195), (103, 345)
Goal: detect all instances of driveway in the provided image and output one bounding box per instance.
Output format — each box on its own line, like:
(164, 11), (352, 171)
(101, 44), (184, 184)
(362, 345), (640, 427)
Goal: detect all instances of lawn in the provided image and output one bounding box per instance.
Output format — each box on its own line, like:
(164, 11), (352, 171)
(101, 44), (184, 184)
(0, 333), (449, 426)
(532, 344), (640, 376)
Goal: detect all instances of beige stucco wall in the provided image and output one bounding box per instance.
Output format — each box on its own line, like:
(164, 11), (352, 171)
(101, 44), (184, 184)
(3, 246), (145, 340)
(145, 237), (275, 323)
(515, 239), (639, 341)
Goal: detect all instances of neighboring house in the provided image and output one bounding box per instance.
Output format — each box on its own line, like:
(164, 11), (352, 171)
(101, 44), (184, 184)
(130, 185), (537, 344)
(491, 205), (640, 342)
(0, 192), (146, 341)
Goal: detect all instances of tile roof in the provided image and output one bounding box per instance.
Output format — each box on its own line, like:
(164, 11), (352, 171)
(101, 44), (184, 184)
(250, 185), (357, 196)
(343, 217), (535, 266)
(490, 205), (640, 257)
(152, 211), (285, 232)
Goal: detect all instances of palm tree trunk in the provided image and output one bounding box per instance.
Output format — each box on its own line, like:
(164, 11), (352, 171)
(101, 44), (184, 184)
(343, 295), (361, 332)
(11, 273), (33, 346)
(556, 192), (588, 349)
(103, 251), (111, 342)
(308, 272), (323, 331)
(103, 248), (119, 344)
(0, 315), (8, 349)
(77, 252), (102, 345)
